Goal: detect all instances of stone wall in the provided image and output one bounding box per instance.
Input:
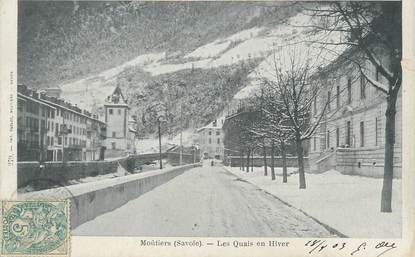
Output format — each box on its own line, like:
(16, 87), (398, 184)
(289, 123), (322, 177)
(227, 156), (309, 169)
(20, 163), (201, 229)
(335, 147), (402, 178)
(17, 153), (166, 189)
(167, 152), (199, 166)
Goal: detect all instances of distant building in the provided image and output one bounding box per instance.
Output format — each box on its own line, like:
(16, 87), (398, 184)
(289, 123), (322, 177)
(197, 118), (225, 159)
(104, 86), (136, 158)
(309, 44), (402, 177)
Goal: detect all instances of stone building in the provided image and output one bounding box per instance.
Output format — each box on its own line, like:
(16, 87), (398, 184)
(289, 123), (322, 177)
(309, 45), (402, 178)
(104, 86), (136, 158)
(197, 118), (225, 159)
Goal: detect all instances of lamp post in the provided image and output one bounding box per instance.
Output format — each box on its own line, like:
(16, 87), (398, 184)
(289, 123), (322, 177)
(179, 103), (183, 165)
(158, 117), (163, 169)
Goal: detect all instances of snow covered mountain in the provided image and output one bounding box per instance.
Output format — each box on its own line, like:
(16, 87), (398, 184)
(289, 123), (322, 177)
(19, 2), (342, 137)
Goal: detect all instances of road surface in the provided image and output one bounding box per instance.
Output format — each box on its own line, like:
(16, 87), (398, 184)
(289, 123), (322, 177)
(73, 165), (334, 237)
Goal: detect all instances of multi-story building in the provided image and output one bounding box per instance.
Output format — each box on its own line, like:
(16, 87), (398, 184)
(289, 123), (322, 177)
(197, 118), (225, 159)
(17, 86), (56, 161)
(309, 45), (402, 177)
(17, 85), (106, 162)
(104, 86), (137, 158)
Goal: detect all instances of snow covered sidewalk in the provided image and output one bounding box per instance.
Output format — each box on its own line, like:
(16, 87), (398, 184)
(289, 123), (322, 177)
(224, 166), (402, 238)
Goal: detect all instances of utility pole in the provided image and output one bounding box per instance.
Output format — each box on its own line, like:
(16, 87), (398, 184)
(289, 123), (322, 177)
(158, 118), (163, 169)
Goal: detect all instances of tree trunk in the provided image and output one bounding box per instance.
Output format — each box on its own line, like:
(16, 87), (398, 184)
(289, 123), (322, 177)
(281, 141), (288, 183)
(263, 141), (268, 176)
(240, 150), (243, 171)
(251, 150), (254, 172)
(241, 150), (245, 171)
(381, 93), (397, 212)
(296, 133), (306, 189)
(271, 141), (276, 180)
(246, 149), (250, 173)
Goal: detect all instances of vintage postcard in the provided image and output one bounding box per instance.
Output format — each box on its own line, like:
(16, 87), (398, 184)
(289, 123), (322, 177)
(0, 0), (414, 256)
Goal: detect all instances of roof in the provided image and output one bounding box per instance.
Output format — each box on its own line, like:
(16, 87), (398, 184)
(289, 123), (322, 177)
(17, 93), (56, 109)
(104, 85), (128, 107)
(196, 118), (225, 132)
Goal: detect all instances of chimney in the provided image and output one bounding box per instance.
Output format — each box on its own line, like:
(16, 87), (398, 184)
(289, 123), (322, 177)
(44, 88), (62, 98)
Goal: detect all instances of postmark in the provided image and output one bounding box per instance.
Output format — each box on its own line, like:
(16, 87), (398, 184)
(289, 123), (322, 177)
(1, 200), (70, 256)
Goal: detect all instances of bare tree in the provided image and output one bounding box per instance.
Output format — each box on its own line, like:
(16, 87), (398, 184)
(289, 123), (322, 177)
(250, 86), (295, 182)
(261, 46), (331, 189)
(300, 2), (401, 212)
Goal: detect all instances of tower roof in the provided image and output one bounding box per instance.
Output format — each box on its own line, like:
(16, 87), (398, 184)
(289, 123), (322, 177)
(105, 85), (128, 107)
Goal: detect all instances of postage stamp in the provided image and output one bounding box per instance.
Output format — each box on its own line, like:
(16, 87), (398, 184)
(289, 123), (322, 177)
(1, 200), (70, 256)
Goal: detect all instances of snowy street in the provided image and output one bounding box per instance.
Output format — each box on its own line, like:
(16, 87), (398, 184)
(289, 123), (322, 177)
(73, 164), (335, 237)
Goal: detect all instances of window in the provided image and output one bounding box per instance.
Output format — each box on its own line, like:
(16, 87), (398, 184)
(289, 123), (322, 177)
(112, 131), (116, 138)
(336, 85), (340, 108)
(360, 121), (365, 147)
(313, 137), (317, 151)
(216, 131), (220, 136)
(208, 131), (212, 136)
(111, 142), (116, 149)
(58, 137), (62, 145)
(336, 127), (340, 147)
(360, 75), (366, 99)
(327, 91), (331, 111)
(208, 138), (212, 144)
(217, 138), (220, 144)
(118, 109), (122, 115)
(346, 121), (351, 147)
(375, 117), (381, 146)
(347, 78), (352, 104)
(109, 109), (113, 115)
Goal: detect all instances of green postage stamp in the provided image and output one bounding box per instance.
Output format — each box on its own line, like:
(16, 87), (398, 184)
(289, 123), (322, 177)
(0, 200), (70, 256)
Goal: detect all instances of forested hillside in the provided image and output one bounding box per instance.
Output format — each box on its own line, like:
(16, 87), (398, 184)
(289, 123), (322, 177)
(18, 1), (301, 136)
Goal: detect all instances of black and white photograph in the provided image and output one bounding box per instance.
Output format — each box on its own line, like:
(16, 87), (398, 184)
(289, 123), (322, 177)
(14, 0), (403, 240)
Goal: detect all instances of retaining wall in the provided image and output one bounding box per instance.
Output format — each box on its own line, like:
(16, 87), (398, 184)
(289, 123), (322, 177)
(335, 147), (401, 178)
(20, 163), (201, 229)
(167, 152), (200, 166)
(17, 153), (167, 189)
(227, 156), (309, 169)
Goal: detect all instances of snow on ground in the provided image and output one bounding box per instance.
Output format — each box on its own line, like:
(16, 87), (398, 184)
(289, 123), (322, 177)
(225, 166), (402, 238)
(184, 40), (231, 59)
(143, 58), (213, 76)
(74, 165), (333, 237)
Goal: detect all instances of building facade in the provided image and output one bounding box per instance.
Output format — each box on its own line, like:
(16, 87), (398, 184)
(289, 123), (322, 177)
(17, 88), (55, 162)
(309, 46), (402, 178)
(197, 118), (225, 159)
(17, 85), (106, 162)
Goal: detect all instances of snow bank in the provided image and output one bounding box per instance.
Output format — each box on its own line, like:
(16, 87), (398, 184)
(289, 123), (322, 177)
(225, 166), (402, 238)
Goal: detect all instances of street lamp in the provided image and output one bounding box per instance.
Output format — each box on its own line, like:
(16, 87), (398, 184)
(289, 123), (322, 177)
(157, 115), (167, 169)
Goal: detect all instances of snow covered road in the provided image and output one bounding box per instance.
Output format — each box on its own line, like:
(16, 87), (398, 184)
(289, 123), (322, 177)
(73, 166), (334, 237)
